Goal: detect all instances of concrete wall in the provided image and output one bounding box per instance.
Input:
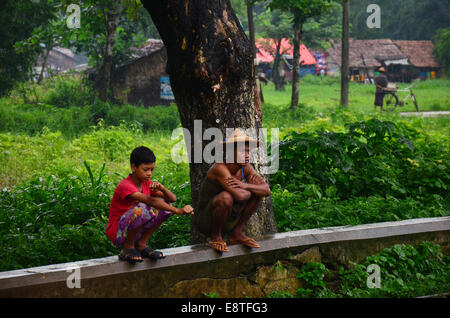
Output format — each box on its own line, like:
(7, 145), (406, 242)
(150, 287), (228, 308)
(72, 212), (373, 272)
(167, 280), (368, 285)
(0, 217), (448, 298)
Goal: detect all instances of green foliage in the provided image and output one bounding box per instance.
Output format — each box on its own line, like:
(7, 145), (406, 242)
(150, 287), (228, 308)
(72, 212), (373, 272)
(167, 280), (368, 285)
(58, 0), (148, 70)
(271, 117), (449, 232)
(44, 74), (97, 108)
(203, 292), (219, 298)
(338, 242), (450, 297)
(268, 0), (336, 24)
(349, 0), (450, 41)
(296, 262), (335, 297)
(0, 75), (449, 277)
(0, 162), (116, 271)
(267, 242), (449, 298)
(0, 0), (56, 95)
(0, 74), (181, 138)
(433, 28), (450, 76)
(272, 118), (449, 200)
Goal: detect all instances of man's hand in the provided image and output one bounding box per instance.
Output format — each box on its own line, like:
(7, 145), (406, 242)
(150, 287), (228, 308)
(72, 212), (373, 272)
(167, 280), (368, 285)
(247, 174), (265, 185)
(225, 176), (248, 190)
(175, 205), (194, 215)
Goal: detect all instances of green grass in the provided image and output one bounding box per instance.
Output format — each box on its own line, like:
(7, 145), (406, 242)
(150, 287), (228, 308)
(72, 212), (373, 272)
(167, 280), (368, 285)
(262, 76), (450, 113)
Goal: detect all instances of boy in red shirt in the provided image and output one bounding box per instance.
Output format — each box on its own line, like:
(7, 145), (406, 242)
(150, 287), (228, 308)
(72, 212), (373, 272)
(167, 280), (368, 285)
(106, 146), (194, 264)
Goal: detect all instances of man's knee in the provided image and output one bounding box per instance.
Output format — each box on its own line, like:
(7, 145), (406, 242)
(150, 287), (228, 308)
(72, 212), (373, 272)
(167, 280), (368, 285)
(213, 191), (234, 209)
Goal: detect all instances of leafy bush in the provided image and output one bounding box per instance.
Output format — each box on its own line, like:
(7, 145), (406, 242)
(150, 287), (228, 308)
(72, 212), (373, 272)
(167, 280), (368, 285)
(43, 74), (97, 108)
(272, 189), (448, 232)
(296, 262), (335, 298)
(0, 100), (92, 138)
(338, 242), (450, 297)
(0, 162), (116, 270)
(272, 118), (449, 201)
(105, 103), (181, 132)
(267, 242), (449, 298)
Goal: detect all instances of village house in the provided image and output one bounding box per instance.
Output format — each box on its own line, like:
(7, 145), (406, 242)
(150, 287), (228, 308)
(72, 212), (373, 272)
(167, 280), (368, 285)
(326, 39), (440, 83)
(109, 39), (174, 107)
(34, 47), (87, 80)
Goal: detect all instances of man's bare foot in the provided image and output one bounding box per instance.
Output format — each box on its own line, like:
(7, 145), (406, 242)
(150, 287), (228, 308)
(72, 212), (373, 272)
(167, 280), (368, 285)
(228, 233), (260, 248)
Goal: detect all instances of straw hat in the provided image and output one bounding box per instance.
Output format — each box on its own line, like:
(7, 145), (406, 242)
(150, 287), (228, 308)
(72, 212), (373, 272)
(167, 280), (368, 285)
(378, 67), (386, 73)
(221, 128), (258, 146)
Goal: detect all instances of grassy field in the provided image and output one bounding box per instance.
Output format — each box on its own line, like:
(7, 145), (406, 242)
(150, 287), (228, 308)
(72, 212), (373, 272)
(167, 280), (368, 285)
(0, 74), (449, 271)
(262, 76), (450, 113)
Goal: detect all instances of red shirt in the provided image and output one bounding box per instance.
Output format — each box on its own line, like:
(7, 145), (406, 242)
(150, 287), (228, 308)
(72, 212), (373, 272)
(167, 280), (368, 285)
(105, 175), (157, 242)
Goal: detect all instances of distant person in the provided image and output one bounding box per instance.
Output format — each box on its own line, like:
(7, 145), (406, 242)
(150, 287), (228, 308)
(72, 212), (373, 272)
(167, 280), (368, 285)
(266, 68), (272, 80)
(195, 129), (271, 253)
(374, 67), (388, 112)
(105, 146), (194, 264)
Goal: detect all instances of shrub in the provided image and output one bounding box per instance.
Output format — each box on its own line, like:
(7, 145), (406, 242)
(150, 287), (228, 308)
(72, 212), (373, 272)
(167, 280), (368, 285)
(43, 74), (97, 108)
(272, 119), (450, 201)
(338, 242), (450, 297)
(0, 162), (116, 271)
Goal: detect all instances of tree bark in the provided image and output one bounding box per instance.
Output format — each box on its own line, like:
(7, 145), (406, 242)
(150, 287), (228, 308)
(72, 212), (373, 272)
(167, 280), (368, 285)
(142, 0), (277, 244)
(290, 20), (302, 109)
(340, 0), (350, 107)
(99, 0), (123, 102)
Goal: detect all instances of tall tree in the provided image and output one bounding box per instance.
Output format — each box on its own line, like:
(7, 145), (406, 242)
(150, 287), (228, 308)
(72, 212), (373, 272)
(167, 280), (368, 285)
(257, 9), (292, 90)
(268, 0), (335, 108)
(58, 0), (147, 102)
(142, 0), (277, 243)
(98, 0), (123, 101)
(340, 0), (349, 107)
(0, 0), (56, 95)
(433, 28), (450, 76)
(246, 0), (257, 55)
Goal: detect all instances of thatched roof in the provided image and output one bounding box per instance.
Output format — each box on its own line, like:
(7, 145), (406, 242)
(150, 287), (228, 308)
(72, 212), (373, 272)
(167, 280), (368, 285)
(327, 39), (406, 68)
(392, 40), (440, 68)
(327, 39), (439, 69)
(130, 39), (164, 59)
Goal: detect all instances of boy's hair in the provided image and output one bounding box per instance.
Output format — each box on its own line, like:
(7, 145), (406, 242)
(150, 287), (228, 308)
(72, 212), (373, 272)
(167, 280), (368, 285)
(130, 146), (156, 166)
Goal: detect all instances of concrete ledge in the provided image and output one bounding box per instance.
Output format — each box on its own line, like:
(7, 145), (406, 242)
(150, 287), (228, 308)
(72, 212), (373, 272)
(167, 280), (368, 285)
(398, 111), (450, 117)
(0, 217), (449, 297)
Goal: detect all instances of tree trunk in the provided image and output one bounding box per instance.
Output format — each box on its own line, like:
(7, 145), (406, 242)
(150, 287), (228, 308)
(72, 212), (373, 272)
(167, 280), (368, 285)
(99, 0), (123, 102)
(290, 20), (302, 109)
(38, 48), (50, 84)
(272, 37), (284, 90)
(142, 0), (277, 244)
(340, 0), (350, 107)
(246, 1), (256, 56)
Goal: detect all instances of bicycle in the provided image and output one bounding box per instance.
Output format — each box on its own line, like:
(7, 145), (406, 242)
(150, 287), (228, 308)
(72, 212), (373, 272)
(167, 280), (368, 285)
(384, 84), (420, 112)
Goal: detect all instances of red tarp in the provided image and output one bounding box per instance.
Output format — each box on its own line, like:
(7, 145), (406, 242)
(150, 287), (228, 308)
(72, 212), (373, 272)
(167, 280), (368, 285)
(255, 38), (316, 65)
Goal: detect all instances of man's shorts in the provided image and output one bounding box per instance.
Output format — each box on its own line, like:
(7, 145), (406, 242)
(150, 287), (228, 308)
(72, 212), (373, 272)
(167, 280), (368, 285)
(196, 198), (245, 238)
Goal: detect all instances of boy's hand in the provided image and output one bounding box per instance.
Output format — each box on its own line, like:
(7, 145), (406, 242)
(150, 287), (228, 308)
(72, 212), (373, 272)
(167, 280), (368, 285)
(150, 181), (165, 191)
(175, 205), (194, 215)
